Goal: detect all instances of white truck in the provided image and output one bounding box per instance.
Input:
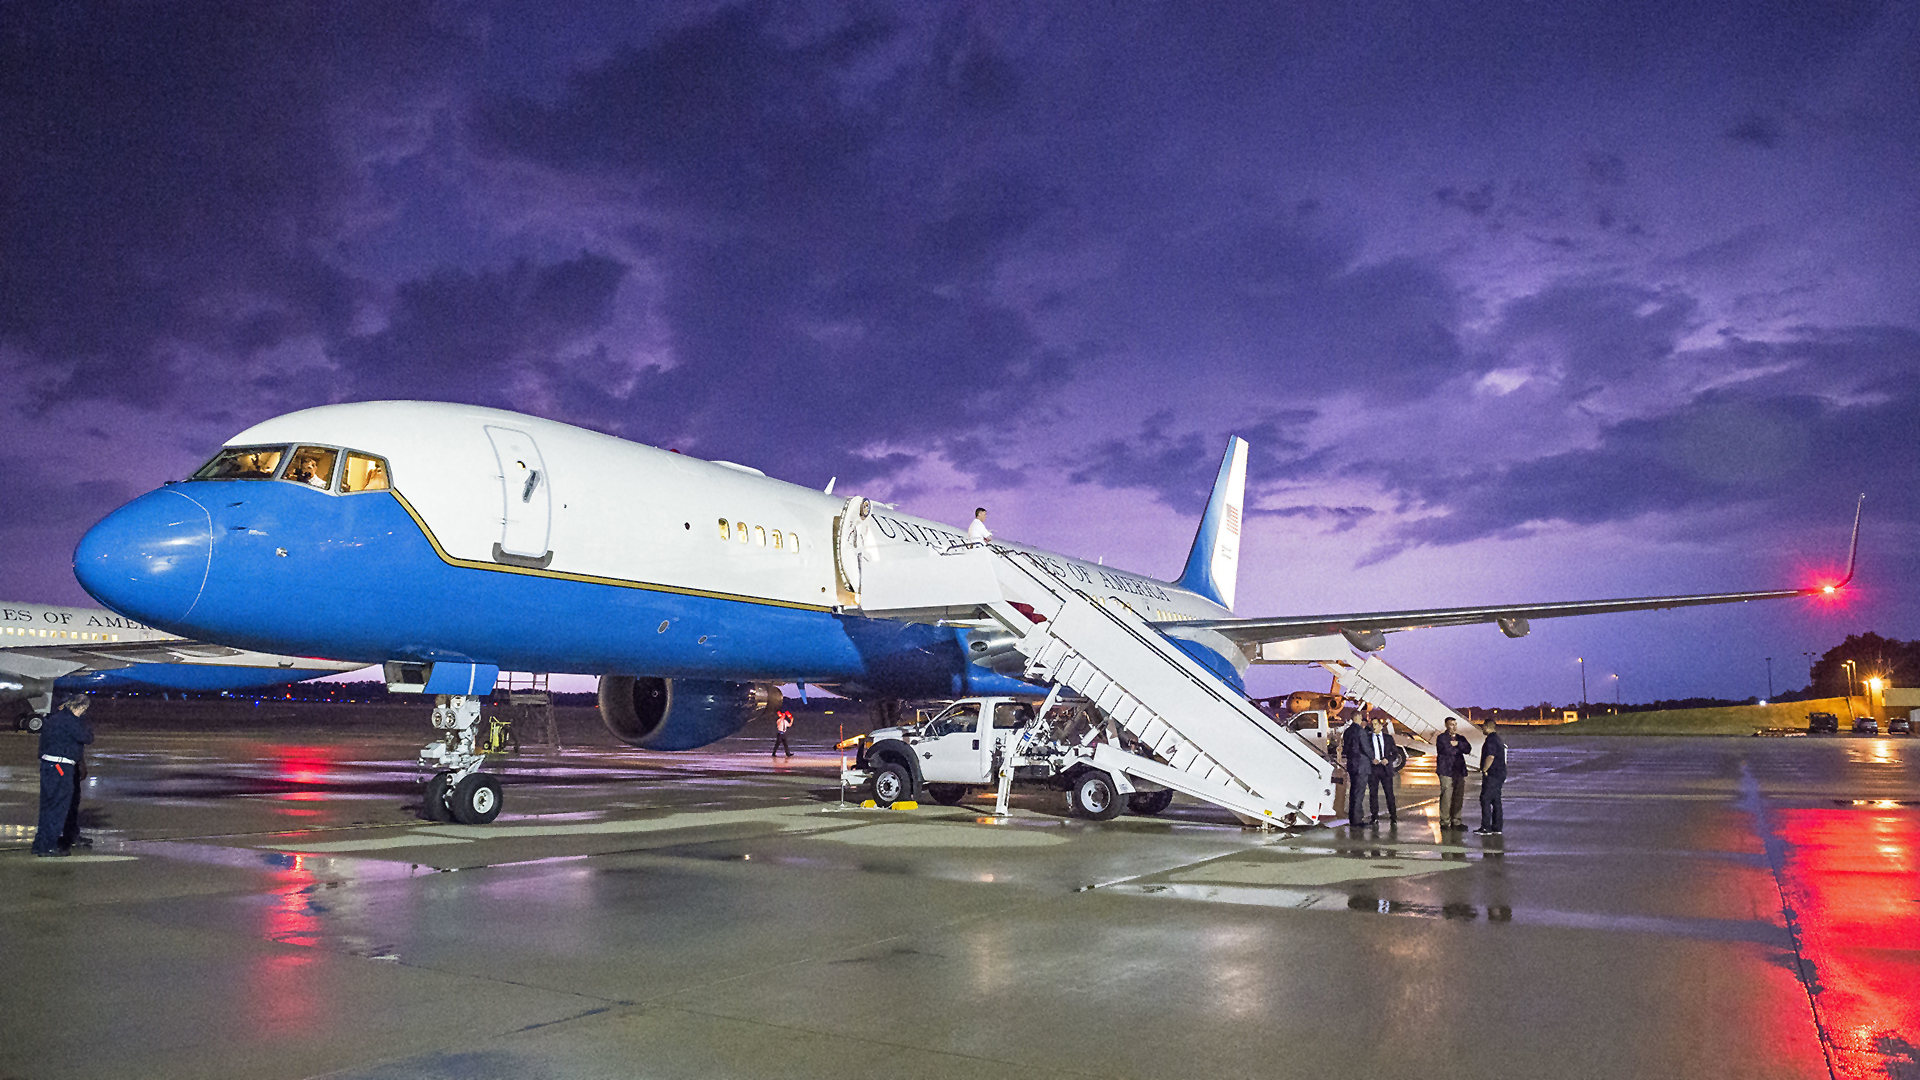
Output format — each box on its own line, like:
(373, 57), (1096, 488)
(839, 695), (1176, 820)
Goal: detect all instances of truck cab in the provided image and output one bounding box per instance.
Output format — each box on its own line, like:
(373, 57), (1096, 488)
(848, 696), (1039, 805)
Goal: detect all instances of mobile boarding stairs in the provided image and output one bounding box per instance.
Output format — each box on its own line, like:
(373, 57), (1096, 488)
(854, 543), (1477, 828)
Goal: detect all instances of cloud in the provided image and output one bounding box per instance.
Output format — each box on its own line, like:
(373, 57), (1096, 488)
(0, 2), (465, 408)
(1380, 325), (1920, 549)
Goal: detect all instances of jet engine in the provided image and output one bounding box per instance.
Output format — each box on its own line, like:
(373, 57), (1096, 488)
(597, 676), (782, 751)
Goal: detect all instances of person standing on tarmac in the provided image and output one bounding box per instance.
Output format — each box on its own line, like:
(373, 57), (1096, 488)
(772, 709), (795, 759)
(1340, 714), (1372, 826)
(33, 694), (94, 858)
(1476, 719), (1508, 835)
(1434, 716), (1471, 828)
(1367, 717), (1404, 825)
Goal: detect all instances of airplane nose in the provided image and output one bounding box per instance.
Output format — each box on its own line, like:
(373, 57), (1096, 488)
(73, 488), (213, 628)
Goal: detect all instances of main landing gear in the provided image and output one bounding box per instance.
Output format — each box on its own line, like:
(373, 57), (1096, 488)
(419, 695), (506, 824)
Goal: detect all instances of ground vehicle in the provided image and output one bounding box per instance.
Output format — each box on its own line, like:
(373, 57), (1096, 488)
(839, 696), (1176, 819)
(1889, 713), (1912, 735)
(1852, 715), (1879, 735)
(1807, 711), (1840, 734)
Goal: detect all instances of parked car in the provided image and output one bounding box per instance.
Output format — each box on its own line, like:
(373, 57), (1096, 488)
(1807, 711), (1840, 734)
(1889, 713), (1912, 736)
(1852, 715), (1879, 735)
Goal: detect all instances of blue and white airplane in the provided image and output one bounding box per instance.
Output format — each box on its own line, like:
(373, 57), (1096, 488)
(2, 598), (364, 730)
(70, 402), (1853, 817)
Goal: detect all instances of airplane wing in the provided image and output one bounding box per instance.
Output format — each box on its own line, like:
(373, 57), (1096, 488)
(1, 639), (356, 671)
(1173, 495), (1863, 650)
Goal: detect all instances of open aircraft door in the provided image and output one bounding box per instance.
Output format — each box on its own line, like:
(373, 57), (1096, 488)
(833, 495), (869, 598)
(485, 425), (552, 567)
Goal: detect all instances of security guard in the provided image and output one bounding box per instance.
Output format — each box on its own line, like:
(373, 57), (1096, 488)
(32, 694), (94, 858)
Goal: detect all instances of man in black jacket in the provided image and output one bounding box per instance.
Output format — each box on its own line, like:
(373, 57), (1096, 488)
(1366, 717), (1403, 825)
(1340, 715), (1371, 826)
(32, 695), (94, 857)
(1476, 719), (1507, 835)
(1434, 716), (1472, 828)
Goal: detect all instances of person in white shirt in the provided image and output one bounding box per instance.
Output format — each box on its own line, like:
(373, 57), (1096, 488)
(966, 507), (992, 544)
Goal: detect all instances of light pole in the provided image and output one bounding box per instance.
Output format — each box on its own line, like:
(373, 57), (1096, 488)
(1766, 657), (1773, 701)
(1611, 673), (1620, 713)
(1579, 656), (1587, 713)
(1842, 660), (1857, 719)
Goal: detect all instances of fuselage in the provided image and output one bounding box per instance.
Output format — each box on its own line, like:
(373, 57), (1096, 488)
(75, 402), (1230, 700)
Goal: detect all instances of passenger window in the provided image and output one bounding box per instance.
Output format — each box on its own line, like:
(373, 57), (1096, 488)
(193, 445), (288, 481)
(718, 519), (731, 541)
(281, 446), (339, 491)
(339, 452), (390, 493)
(771, 530), (782, 550)
(735, 521), (748, 544)
(754, 525), (767, 547)
(993, 703), (1035, 729)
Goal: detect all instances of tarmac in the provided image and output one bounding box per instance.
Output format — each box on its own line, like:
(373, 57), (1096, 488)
(2, 704), (1916, 1080)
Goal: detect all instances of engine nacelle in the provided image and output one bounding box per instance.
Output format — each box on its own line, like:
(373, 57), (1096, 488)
(597, 676), (782, 751)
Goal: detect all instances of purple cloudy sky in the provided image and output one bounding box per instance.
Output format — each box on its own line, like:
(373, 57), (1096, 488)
(3, 2), (1915, 707)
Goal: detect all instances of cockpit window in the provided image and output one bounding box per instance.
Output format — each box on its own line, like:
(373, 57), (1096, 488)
(340, 452), (390, 493)
(282, 446), (339, 491)
(193, 445), (288, 481)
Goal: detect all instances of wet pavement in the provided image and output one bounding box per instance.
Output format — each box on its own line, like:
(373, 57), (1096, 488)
(2, 714), (1916, 1080)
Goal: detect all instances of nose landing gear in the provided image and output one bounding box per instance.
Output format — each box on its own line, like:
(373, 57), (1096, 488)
(419, 694), (507, 824)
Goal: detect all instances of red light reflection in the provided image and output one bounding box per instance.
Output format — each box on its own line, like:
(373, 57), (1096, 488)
(243, 853), (324, 1037)
(1774, 808), (1920, 1078)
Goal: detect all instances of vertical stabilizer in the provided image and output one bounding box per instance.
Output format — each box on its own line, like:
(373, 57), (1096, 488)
(1175, 436), (1248, 611)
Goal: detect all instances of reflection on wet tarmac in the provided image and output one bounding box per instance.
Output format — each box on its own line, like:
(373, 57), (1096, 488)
(4, 723), (1918, 1080)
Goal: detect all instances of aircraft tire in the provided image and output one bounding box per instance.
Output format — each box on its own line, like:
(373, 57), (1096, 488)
(871, 762), (912, 808)
(925, 783), (966, 806)
(451, 773), (503, 825)
(1127, 789), (1175, 816)
(1072, 771), (1123, 821)
(423, 771), (454, 822)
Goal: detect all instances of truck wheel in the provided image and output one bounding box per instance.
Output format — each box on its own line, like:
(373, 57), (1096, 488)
(1127, 789), (1175, 816)
(925, 783), (966, 806)
(872, 762), (912, 807)
(1071, 771), (1123, 820)
(450, 773), (503, 825)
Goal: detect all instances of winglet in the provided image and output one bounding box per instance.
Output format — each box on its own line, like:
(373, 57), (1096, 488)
(1831, 493), (1864, 590)
(1175, 436), (1249, 611)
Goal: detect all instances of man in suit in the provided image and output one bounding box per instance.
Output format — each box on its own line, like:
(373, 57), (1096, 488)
(1366, 716), (1403, 825)
(1476, 719), (1508, 835)
(1340, 714), (1372, 826)
(1434, 716), (1472, 828)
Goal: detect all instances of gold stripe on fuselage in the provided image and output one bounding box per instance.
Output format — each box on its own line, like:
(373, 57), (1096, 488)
(387, 490), (836, 615)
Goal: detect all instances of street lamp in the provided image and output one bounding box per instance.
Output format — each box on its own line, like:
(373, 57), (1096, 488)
(1765, 657), (1773, 700)
(1842, 660), (1858, 719)
(1611, 673), (1620, 713)
(1578, 656), (1587, 712)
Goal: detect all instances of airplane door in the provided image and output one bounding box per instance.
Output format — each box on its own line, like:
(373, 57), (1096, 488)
(485, 425), (552, 565)
(834, 495), (870, 595)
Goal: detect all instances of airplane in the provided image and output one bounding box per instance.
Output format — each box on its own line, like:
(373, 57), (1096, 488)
(68, 401), (1858, 824)
(2, 598), (366, 731)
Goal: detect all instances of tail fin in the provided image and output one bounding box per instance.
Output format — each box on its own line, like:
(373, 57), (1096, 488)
(1175, 436), (1248, 611)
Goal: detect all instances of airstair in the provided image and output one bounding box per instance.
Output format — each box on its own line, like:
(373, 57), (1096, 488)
(859, 544), (1337, 827)
(1255, 637), (1480, 760)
